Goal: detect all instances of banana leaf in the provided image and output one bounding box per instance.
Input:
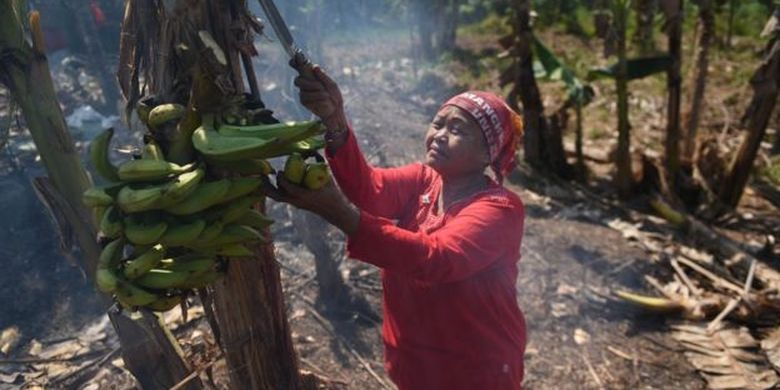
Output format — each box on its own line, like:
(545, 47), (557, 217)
(532, 35), (594, 106)
(587, 56), (672, 81)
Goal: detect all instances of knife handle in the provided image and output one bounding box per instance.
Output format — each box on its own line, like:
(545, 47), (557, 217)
(292, 50), (315, 79)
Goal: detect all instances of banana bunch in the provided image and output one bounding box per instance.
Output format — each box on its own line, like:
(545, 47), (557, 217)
(84, 100), (331, 311)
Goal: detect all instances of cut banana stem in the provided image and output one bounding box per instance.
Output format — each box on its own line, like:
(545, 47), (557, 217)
(615, 290), (685, 312)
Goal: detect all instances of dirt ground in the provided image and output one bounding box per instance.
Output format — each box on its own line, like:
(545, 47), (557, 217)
(1, 24), (754, 389)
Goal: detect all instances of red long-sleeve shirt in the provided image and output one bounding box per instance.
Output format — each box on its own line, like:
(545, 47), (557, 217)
(326, 129), (527, 389)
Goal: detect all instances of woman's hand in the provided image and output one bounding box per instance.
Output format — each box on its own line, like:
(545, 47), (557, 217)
(290, 54), (348, 132)
(262, 172), (360, 235)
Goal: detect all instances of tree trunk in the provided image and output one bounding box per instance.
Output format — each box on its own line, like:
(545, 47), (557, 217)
(575, 103), (586, 178)
(207, 224), (304, 389)
(718, 32), (780, 208)
(66, 0), (121, 114)
(411, 0), (435, 60)
(633, 0), (657, 55)
(726, 0), (736, 49)
(0, 5), (201, 389)
(684, 0), (714, 163)
(664, 0), (683, 191)
(511, 0), (568, 176)
(437, 0), (461, 52)
(614, 0), (633, 196)
(514, 0), (544, 166)
(290, 209), (352, 306)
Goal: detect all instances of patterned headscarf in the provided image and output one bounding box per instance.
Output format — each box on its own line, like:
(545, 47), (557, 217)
(442, 91), (524, 184)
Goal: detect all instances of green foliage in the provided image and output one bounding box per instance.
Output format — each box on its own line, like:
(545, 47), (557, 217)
(458, 12), (512, 36)
(588, 56), (671, 80)
(532, 35), (594, 105)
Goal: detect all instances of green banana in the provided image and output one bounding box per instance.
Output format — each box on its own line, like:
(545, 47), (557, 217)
(266, 136), (326, 158)
(123, 244), (165, 280)
(193, 119), (324, 162)
(82, 187), (114, 207)
(96, 238), (125, 293)
(235, 209), (274, 229)
(195, 221), (223, 242)
(161, 255), (216, 275)
(115, 278), (159, 307)
(146, 294), (184, 312)
(117, 185), (164, 213)
(100, 206), (123, 238)
(89, 128), (121, 182)
(211, 195), (262, 224)
(175, 269), (224, 289)
(142, 140), (165, 160)
(217, 120), (320, 138)
(134, 268), (190, 289)
(164, 179), (231, 215)
(159, 219), (206, 246)
(302, 162), (331, 190)
(93, 205), (108, 228)
(199, 224), (266, 247)
(209, 159), (274, 176)
(157, 168), (205, 207)
(214, 244), (253, 257)
(124, 215), (168, 245)
(98, 238), (125, 268)
(283, 153), (306, 184)
(96, 269), (120, 294)
(148, 103), (185, 128)
(219, 178), (263, 204)
(117, 159), (194, 182)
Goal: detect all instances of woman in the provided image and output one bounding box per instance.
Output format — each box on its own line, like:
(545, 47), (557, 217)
(268, 58), (527, 389)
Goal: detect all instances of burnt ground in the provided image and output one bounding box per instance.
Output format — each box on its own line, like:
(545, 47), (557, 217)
(0, 26), (714, 389)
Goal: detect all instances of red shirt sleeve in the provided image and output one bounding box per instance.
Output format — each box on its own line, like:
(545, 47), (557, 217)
(346, 196), (524, 284)
(326, 127), (426, 219)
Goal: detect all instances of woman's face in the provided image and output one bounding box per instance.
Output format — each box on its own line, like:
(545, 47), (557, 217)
(424, 106), (490, 178)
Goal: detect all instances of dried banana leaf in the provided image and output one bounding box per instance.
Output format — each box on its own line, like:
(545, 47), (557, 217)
(760, 327), (780, 371)
(672, 323), (779, 389)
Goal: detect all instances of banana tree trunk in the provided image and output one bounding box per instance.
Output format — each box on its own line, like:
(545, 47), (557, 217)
(633, 0), (657, 55)
(684, 0), (714, 162)
(664, 0), (683, 190)
(0, 4), (201, 389)
(614, 0), (633, 196)
(512, 0), (569, 176)
(718, 32), (780, 208)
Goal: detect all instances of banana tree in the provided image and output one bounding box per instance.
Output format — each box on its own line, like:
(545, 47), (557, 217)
(0, 2), (201, 388)
(684, 0), (715, 162)
(660, 0), (684, 194)
(503, 0), (570, 177)
(633, 0), (657, 55)
(532, 36), (595, 177)
(718, 10), (780, 208)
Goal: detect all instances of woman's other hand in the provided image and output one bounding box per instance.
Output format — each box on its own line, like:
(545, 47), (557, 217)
(262, 172), (360, 235)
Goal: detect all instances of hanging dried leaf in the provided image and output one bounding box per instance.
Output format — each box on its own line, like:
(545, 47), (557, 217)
(672, 323), (779, 389)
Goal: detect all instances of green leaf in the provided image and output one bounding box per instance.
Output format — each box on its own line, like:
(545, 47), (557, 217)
(532, 35), (594, 106)
(587, 56), (672, 81)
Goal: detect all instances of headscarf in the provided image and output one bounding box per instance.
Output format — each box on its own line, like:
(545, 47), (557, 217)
(441, 91), (524, 184)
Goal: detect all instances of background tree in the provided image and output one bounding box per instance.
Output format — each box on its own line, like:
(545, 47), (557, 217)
(662, 0), (684, 193)
(717, 10), (780, 208)
(683, 0), (714, 163)
(633, 0), (657, 54)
